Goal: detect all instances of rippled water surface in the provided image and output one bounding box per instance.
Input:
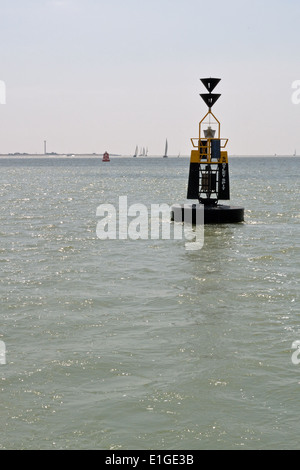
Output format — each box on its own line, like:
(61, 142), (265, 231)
(0, 156), (299, 449)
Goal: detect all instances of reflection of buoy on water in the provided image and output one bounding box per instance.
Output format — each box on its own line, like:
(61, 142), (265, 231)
(102, 151), (110, 162)
(171, 78), (244, 224)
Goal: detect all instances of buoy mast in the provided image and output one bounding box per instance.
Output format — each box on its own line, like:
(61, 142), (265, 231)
(187, 78), (230, 205)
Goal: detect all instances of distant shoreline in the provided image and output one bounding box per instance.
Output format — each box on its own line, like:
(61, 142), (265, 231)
(0, 154), (298, 158)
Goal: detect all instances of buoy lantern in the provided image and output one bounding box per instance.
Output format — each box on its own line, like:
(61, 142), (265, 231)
(171, 78), (244, 224)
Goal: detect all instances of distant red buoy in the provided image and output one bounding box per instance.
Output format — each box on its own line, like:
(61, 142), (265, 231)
(102, 151), (110, 162)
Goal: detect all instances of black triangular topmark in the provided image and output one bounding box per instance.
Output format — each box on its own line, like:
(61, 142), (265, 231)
(200, 78), (221, 92)
(200, 93), (221, 108)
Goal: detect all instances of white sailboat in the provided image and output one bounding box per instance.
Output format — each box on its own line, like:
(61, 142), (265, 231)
(133, 145), (138, 157)
(136, 146), (148, 157)
(163, 139), (168, 158)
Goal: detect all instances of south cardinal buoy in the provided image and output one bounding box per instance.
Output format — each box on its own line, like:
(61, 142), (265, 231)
(102, 151), (110, 162)
(171, 78), (244, 224)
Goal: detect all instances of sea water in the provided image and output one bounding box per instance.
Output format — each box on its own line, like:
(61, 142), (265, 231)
(0, 156), (299, 450)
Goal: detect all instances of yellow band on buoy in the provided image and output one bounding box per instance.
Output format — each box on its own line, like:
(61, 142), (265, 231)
(220, 151), (228, 163)
(190, 149), (200, 163)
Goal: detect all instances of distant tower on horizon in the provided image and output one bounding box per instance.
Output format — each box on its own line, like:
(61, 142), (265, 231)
(44, 140), (47, 155)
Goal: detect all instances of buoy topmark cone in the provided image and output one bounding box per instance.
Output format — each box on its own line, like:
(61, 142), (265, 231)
(171, 78), (244, 224)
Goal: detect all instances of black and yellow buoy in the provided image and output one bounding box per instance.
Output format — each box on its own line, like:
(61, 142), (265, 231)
(171, 78), (244, 224)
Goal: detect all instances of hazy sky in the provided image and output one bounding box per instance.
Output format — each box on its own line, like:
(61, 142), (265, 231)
(1, 0), (300, 155)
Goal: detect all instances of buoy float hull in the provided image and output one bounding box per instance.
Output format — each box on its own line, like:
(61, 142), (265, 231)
(171, 203), (244, 225)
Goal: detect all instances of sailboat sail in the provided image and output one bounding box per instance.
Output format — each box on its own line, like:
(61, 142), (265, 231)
(133, 145), (138, 157)
(163, 139), (168, 158)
